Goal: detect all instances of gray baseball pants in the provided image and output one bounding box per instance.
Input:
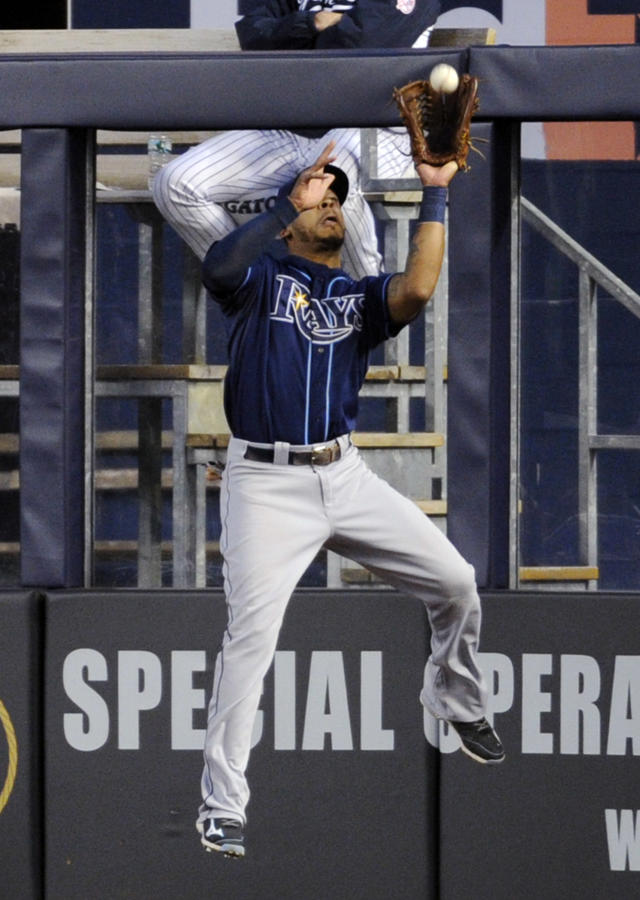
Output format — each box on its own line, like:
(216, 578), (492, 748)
(198, 436), (488, 826)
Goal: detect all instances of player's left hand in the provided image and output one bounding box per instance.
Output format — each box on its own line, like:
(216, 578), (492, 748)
(314, 11), (343, 30)
(416, 160), (459, 188)
(289, 141), (338, 213)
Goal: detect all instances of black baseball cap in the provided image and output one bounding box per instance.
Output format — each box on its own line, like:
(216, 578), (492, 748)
(322, 165), (349, 205)
(277, 164), (349, 207)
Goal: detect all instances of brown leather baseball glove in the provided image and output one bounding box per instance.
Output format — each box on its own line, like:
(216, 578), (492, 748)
(393, 73), (480, 171)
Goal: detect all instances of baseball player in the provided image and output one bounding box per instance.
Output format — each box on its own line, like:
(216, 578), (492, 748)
(151, 0), (442, 279)
(195, 141), (504, 860)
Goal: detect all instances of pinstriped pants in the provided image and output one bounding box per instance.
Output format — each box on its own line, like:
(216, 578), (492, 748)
(198, 437), (488, 825)
(152, 127), (412, 280)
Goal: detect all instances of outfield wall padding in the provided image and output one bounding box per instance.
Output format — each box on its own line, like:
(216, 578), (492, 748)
(0, 45), (638, 129)
(2, 589), (639, 898)
(42, 589), (640, 899)
(44, 589), (436, 900)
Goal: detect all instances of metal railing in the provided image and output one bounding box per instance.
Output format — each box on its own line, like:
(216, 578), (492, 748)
(4, 143), (638, 590)
(519, 196), (640, 589)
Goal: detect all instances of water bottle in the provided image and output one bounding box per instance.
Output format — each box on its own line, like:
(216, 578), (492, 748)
(147, 134), (173, 189)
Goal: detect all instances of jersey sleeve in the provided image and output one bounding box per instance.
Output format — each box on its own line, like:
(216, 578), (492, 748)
(359, 274), (405, 349)
(202, 196), (298, 309)
(213, 258), (275, 320)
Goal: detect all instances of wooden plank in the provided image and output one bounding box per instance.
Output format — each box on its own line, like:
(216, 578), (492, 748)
(0, 131), (20, 147)
(94, 539), (221, 555)
(96, 154), (150, 191)
(341, 568), (378, 584)
(383, 190), (422, 203)
(0, 186), (19, 223)
(365, 365), (400, 381)
(0, 468), (452, 495)
(97, 430), (223, 451)
(0, 468), (213, 491)
(415, 499), (447, 516)
(0, 29), (242, 54)
(429, 27), (496, 47)
(96, 364), (228, 380)
(366, 365), (427, 381)
(0, 156), (20, 188)
(186, 432), (445, 449)
(0, 433), (18, 453)
(0, 27), (495, 54)
(0, 539), (222, 557)
(3, 428), (445, 454)
(95, 469), (172, 490)
(0, 542), (19, 554)
(186, 432), (444, 449)
(352, 431), (444, 448)
(97, 364), (429, 383)
(519, 566), (599, 582)
(186, 433), (231, 448)
(96, 364), (188, 380)
(186, 433), (218, 449)
(187, 364), (229, 381)
(398, 365), (429, 382)
(96, 430), (174, 450)
(0, 470), (19, 490)
(96, 130), (215, 146)
(0, 149), (217, 190)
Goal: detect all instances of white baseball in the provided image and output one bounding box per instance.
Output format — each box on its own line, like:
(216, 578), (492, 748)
(429, 63), (459, 94)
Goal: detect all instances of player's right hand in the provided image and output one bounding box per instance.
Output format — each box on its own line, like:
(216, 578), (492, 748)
(288, 141), (338, 213)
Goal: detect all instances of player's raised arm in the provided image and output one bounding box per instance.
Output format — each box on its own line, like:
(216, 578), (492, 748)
(202, 196), (296, 297)
(386, 160), (458, 325)
(286, 141), (338, 212)
(202, 143), (338, 298)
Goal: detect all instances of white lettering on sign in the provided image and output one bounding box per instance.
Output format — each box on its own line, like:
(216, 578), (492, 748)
(522, 653), (553, 754)
(360, 651), (395, 751)
(423, 652), (640, 758)
(606, 657), (640, 756)
(274, 650), (296, 750)
(62, 649), (394, 752)
(560, 655), (601, 755)
(117, 651), (162, 750)
(61, 649), (640, 757)
(302, 651), (353, 750)
(63, 649), (109, 751)
(171, 650), (207, 751)
(605, 809), (640, 871)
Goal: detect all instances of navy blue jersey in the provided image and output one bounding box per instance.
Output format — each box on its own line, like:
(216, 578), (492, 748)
(217, 253), (402, 444)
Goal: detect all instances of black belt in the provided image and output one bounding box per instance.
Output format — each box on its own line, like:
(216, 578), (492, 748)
(244, 440), (342, 466)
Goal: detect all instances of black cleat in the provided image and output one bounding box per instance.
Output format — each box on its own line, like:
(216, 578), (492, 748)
(449, 717), (505, 764)
(198, 817), (245, 858)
